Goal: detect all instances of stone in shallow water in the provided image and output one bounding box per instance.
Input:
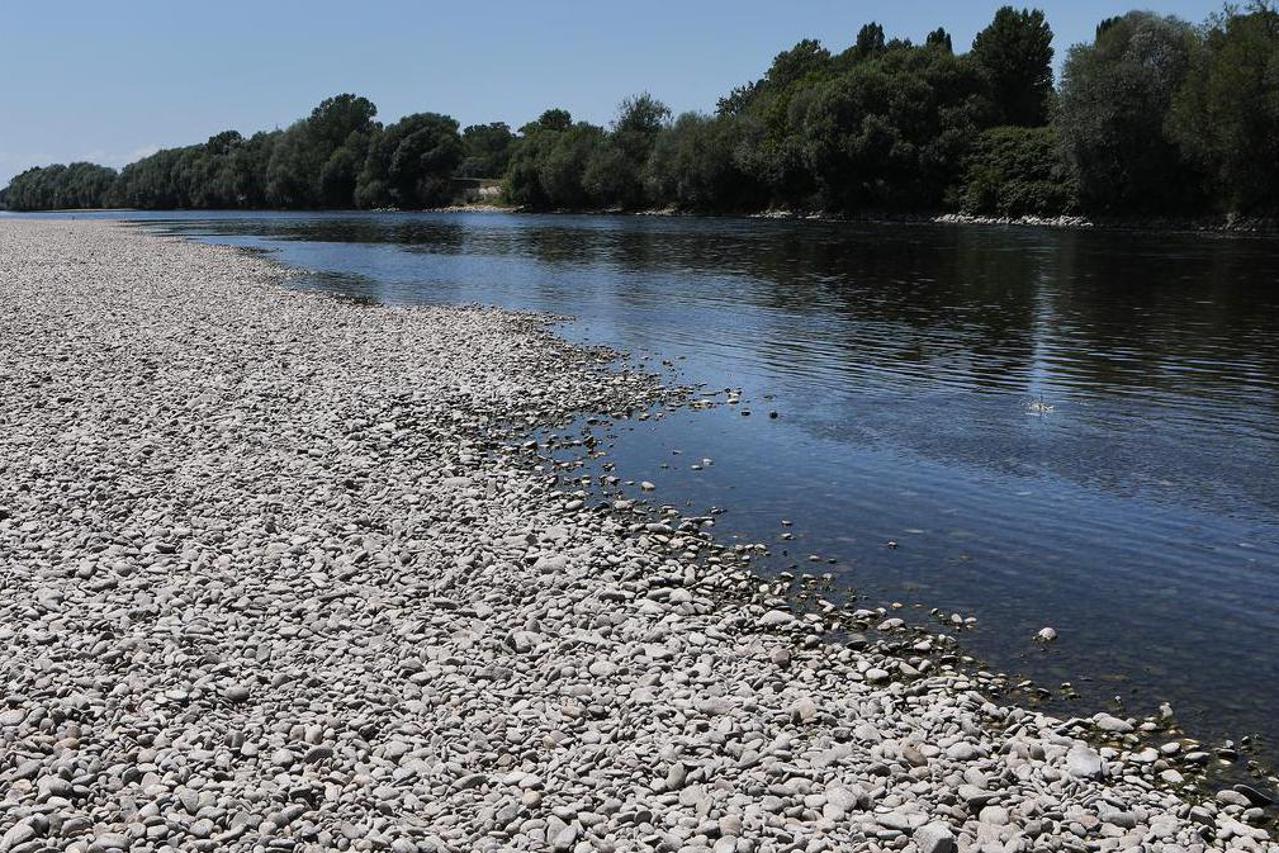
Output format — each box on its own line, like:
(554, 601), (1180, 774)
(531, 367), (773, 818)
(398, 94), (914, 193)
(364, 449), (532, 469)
(1093, 712), (1133, 734)
(1233, 784), (1276, 807)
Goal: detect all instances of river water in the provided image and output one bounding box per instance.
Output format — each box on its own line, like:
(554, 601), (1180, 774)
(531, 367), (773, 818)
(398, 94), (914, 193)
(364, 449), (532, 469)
(11, 210), (1279, 768)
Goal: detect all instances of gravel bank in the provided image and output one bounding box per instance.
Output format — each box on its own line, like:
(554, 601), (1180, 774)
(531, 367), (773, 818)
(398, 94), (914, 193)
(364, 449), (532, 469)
(0, 220), (1272, 853)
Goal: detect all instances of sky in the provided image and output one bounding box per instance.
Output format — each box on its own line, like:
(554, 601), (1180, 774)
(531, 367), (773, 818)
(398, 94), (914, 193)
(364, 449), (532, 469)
(1, 0), (1223, 185)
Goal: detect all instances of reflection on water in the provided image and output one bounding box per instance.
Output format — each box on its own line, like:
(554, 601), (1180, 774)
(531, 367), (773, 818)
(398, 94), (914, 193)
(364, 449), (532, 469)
(14, 208), (1278, 762)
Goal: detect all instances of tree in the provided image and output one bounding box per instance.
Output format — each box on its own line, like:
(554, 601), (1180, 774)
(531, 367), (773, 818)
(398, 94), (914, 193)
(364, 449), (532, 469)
(7, 8), (1272, 220)
(791, 48), (993, 211)
(645, 112), (768, 211)
(459, 122), (515, 177)
(853, 23), (887, 60)
(971, 7), (1054, 126)
(1169, 5), (1279, 212)
(356, 112), (463, 209)
(308, 94), (378, 149)
(716, 81), (762, 116)
(583, 145), (644, 208)
(265, 94), (379, 208)
(114, 148), (190, 208)
(520, 108), (572, 135)
(540, 124), (608, 208)
(4, 162), (117, 210)
(765, 39), (833, 89)
(606, 93), (672, 207)
(958, 126), (1078, 215)
(926, 28), (954, 54)
(504, 112), (613, 210)
(614, 93), (671, 138)
(1057, 11), (1201, 212)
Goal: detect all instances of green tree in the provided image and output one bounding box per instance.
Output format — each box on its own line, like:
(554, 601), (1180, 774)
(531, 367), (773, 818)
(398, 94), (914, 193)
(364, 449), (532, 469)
(4, 162), (117, 210)
(459, 122), (515, 177)
(614, 93), (671, 138)
(356, 112), (463, 209)
(583, 145), (644, 208)
(1057, 12), (1201, 212)
(958, 126), (1078, 215)
(114, 148), (191, 208)
(971, 7), (1054, 126)
(520, 108), (573, 135)
(853, 22), (887, 60)
(765, 39), (833, 89)
(645, 112), (768, 211)
(926, 28), (954, 54)
(505, 110), (611, 210)
(791, 47), (993, 211)
(715, 81), (762, 116)
(266, 94), (379, 208)
(600, 93), (672, 207)
(1169, 5), (1279, 212)
(505, 127), (558, 208)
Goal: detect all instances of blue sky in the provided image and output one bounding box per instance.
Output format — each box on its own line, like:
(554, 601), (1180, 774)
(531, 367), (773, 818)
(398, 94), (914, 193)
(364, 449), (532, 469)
(1, 0), (1221, 184)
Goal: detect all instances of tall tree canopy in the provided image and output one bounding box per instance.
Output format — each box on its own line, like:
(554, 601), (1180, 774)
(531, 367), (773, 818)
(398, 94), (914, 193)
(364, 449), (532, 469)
(1058, 12), (1201, 212)
(1170, 5), (1279, 213)
(506, 113), (608, 210)
(971, 7), (1055, 126)
(266, 94), (379, 208)
(356, 113), (463, 209)
(459, 122), (515, 177)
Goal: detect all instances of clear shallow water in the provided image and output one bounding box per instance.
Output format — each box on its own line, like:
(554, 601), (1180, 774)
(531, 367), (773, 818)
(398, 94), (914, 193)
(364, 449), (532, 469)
(10, 210), (1279, 764)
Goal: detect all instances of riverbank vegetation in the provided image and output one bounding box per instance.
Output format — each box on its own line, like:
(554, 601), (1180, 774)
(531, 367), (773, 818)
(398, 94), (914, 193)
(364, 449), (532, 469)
(3, 4), (1277, 218)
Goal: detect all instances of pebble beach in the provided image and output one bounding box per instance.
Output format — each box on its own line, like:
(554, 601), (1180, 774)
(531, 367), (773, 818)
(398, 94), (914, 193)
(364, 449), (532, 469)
(0, 219), (1273, 853)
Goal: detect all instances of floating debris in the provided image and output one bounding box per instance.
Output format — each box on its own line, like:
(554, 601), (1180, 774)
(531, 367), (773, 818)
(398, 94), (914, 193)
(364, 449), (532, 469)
(1027, 395), (1055, 414)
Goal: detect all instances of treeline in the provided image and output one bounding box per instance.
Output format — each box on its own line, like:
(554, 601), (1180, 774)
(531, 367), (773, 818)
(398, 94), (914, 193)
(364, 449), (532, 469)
(1, 162), (117, 210)
(5, 95), (513, 212)
(5, 4), (1278, 217)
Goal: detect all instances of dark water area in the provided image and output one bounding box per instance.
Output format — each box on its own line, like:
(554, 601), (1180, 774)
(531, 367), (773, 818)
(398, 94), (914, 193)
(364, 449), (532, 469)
(9, 210), (1279, 770)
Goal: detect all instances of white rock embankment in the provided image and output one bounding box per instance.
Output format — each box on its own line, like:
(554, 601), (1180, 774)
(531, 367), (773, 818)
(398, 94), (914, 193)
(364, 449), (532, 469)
(0, 220), (1272, 853)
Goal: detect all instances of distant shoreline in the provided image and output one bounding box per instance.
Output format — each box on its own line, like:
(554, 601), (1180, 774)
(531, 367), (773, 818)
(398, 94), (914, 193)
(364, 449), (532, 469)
(6, 204), (1277, 237)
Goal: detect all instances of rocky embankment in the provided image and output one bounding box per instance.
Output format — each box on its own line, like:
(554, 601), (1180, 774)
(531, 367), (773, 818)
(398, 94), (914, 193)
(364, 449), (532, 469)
(930, 213), (1094, 229)
(0, 220), (1273, 853)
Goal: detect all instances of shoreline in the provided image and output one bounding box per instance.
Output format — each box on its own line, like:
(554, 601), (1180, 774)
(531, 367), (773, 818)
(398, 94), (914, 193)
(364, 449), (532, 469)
(6, 206), (1279, 238)
(0, 220), (1274, 852)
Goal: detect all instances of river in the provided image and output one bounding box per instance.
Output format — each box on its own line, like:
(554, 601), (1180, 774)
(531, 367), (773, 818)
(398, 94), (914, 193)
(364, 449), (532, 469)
(10, 209), (1279, 770)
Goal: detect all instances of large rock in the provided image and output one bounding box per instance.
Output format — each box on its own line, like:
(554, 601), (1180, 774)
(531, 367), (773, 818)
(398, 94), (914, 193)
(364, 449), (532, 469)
(914, 822), (955, 853)
(1067, 744), (1105, 779)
